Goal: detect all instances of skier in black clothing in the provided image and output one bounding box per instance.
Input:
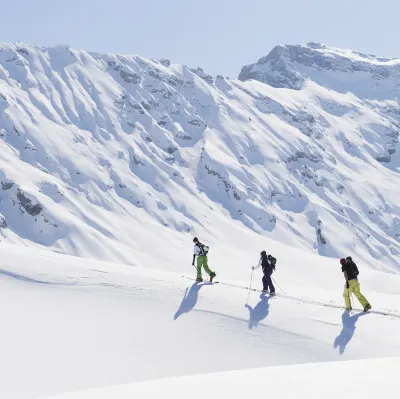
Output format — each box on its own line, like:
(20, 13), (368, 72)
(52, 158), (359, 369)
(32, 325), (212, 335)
(252, 250), (276, 294)
(340, 257), (371, 312)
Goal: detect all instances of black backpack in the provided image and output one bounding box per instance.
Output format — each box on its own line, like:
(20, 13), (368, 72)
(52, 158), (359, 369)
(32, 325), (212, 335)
(197, 242), (209, 256)
(262, 254), (277, 271)
(346, 256), (359, 276)
(269, 255), (277, 270)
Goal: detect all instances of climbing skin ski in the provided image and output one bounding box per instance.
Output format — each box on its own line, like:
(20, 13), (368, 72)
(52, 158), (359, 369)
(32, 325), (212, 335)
(183, 276), (219, 284)
(210, 272), (216, 283)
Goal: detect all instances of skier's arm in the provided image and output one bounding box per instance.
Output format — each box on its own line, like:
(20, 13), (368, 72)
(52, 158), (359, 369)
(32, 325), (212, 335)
(343, 270), (350, 288)
(192, 244), (198, 265)
(253, 259), (262, 270)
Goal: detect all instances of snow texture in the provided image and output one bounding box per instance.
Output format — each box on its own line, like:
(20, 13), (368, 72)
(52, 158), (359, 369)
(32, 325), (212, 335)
(0, 42), (399, 270)
(0, 243), (399, 399)
(44, 358), (400, 399)
(1, 41), (400, 399)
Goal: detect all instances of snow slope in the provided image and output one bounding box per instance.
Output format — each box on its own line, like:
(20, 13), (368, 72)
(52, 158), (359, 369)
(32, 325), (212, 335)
(1, 243), (400, 399)
(0, 42), (399, 271)
(44, 358), (400, 399)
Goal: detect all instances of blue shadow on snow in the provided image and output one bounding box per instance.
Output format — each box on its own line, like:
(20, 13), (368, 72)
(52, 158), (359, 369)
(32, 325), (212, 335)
(334, 310), (368, 354)
(174, 282), (210, 320)
(245, 293), (271, 329)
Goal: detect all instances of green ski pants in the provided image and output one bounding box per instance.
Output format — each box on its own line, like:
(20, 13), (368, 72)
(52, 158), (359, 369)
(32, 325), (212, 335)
(197, 255), (212, 279)
(343, 279), (369, 310)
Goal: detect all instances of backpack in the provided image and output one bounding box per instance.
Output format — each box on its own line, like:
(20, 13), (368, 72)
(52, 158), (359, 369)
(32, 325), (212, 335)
(268, 255), (277, 270)
(197, 242), (209, 256)
(346, 256), (359, 277)
(261, 254), (276, 271)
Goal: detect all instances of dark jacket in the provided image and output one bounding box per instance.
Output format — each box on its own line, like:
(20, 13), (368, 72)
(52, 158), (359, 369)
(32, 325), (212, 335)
(342, 260), (358, 281)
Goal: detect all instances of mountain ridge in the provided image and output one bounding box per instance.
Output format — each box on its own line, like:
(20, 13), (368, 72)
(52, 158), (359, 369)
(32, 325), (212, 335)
(0, 41), (399, 270)
(239, 42), (400, 98)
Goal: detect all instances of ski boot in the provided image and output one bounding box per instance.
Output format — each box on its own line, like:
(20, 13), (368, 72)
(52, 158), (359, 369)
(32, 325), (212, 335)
(209, 272), (216, 282)
(363, 303), (372, 312)
(262, 289), (269, 294)
(196, 277), (203, 283)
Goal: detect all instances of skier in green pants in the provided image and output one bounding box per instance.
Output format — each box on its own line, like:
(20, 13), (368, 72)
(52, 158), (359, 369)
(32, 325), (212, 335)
(340, 257), (371, 312)
(192, 237), (216, 282)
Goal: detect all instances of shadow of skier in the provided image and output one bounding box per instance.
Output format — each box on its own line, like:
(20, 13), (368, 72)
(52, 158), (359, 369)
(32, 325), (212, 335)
(174, 282), (207, 320)
(245, 293), (271, 329)
(334, 310), (368, 354)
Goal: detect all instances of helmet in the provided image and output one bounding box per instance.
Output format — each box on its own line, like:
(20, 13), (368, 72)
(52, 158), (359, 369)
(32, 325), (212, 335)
(193, 237), (199, 243)
(346, 256), (352, 262)
(340, 258), (346, 265)
(260, 250), (267, 257)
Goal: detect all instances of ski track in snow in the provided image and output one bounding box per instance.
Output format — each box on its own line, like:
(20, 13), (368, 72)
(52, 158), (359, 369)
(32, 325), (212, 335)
(0, 245), (400, 399)
(182, 275), (400, 319)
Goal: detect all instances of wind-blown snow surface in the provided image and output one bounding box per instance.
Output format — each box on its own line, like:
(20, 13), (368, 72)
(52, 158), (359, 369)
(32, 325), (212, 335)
(1, 243), (400, 399)
(0, 42), (400, 270)
(44, 358), (400, 399)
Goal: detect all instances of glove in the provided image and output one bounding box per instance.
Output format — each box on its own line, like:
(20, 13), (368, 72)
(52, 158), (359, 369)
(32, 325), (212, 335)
(192, 262), (195, 266)
(346, 282), (350, 289)
(252, 266), (255, 270)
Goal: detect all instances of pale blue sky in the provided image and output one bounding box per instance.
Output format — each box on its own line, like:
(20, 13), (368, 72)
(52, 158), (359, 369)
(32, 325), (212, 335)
(1, 0), (398, 77)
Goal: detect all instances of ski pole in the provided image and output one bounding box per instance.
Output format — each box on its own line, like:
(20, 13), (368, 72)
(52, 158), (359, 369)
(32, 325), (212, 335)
(246, 268), (254, 304)
(272, 277), (285, 294)
(249, 268), (254, 291)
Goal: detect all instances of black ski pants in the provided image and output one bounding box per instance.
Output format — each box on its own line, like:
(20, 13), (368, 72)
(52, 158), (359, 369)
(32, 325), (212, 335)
(262, 269), (275, 293)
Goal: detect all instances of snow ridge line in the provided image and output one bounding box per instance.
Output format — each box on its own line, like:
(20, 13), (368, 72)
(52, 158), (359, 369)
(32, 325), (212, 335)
(181, 276), (400, 319)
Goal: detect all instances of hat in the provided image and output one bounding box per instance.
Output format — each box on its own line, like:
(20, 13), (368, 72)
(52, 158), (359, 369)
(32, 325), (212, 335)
(193, 237), (199, 243)
(340, 258), (346, 265)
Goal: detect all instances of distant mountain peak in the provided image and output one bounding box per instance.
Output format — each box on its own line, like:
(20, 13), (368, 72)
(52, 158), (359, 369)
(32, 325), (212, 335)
(238, 43), (400, 93)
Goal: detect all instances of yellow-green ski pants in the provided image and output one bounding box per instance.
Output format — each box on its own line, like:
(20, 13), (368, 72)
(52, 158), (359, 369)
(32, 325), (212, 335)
(343, 279), (369, 310)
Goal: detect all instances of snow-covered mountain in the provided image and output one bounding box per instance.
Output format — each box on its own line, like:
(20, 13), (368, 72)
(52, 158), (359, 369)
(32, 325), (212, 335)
(2, 41), (400, 399)
(0, 42), (399, 270)
(239, 42), (400, 93)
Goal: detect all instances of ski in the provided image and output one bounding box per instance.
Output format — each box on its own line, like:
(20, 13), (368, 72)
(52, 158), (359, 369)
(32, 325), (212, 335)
(182, 276), (219, 284)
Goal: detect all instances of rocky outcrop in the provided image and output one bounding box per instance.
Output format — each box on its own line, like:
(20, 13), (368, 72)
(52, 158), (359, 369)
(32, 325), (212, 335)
(17, 189), (43, 216)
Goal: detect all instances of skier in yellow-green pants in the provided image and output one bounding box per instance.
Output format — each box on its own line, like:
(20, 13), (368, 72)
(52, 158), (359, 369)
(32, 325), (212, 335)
(340, 257), (371, 312)
(192, 237), (216, 283)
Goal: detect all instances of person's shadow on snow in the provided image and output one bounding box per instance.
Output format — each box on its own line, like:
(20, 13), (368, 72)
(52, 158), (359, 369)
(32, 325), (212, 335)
(174, 283), (206, 320)
(334, 310), (368, 354)
(245, 293), (271, 329)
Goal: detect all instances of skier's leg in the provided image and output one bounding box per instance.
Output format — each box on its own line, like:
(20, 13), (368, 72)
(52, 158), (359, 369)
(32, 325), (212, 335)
(343, 284), (352, 310)
(350, 280), (370, 308)
(262, 275), (268, 291)
(196, 256), (203, 280)
(267, 271), (275, 293)
(202, 256), (213, 276)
